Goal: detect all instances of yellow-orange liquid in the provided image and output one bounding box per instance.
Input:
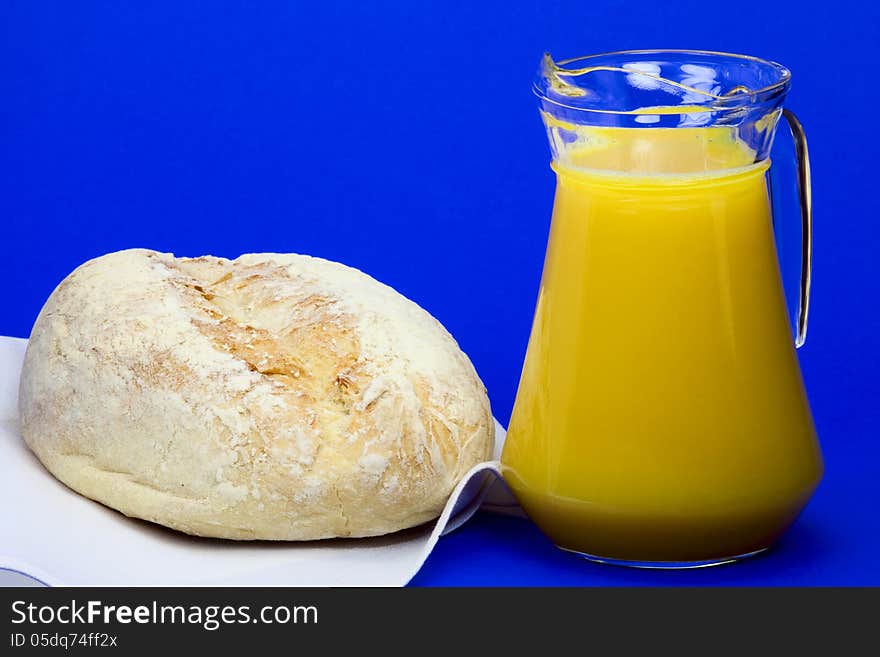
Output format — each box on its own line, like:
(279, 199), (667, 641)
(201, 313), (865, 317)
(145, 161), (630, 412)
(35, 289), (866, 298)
(502, 127), (823, 563)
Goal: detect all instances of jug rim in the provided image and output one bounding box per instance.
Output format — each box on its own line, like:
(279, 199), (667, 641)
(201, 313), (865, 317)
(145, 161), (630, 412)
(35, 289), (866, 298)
(535, 49), (791, 115)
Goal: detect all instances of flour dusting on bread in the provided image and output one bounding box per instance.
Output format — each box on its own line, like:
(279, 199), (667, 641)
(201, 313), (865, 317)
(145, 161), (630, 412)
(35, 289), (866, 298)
(19, 249), (493, 540)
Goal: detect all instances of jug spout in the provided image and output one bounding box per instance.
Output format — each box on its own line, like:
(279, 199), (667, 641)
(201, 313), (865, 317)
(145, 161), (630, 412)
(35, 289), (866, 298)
(535, 50), (792, 173)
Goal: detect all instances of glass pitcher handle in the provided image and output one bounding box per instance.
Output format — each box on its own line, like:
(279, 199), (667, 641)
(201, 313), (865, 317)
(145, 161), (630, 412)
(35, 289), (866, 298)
(781, 109), (812, 348)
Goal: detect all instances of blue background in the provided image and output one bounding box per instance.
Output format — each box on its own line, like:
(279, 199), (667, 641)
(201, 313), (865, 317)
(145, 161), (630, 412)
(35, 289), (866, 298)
(2, 1), (878, 585)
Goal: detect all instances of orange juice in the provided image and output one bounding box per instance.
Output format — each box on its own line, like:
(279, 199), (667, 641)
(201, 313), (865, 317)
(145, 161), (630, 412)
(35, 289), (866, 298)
(502, 127), (823, 564)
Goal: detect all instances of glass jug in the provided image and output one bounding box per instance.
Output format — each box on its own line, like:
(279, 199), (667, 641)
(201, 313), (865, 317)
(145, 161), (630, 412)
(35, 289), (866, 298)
(501, 50), (823, 568)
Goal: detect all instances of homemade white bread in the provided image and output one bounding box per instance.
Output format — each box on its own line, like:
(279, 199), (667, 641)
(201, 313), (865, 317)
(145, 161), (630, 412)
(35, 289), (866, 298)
(19, 249), (493, 540)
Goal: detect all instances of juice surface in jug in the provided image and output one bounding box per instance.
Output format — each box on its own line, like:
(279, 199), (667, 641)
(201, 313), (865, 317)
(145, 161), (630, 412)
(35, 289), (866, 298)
(502, 125), (823, 564)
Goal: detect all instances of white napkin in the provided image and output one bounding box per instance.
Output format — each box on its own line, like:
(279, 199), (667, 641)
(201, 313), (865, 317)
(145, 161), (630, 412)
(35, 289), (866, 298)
(0, 336), (520, 586)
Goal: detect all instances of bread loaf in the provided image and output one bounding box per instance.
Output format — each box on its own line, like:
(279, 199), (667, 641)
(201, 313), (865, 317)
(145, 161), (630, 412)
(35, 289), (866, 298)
(19, 249), (493, 540)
